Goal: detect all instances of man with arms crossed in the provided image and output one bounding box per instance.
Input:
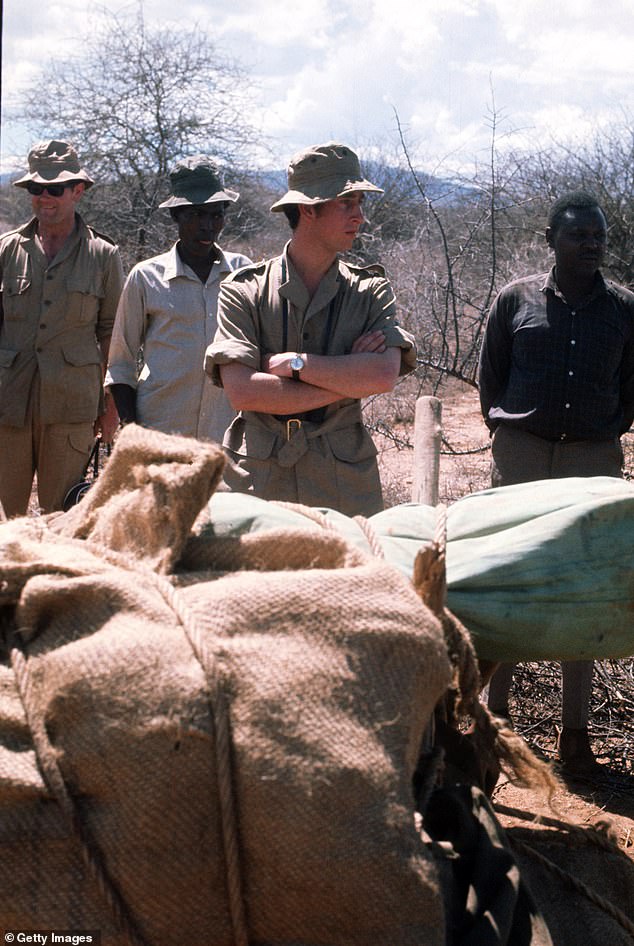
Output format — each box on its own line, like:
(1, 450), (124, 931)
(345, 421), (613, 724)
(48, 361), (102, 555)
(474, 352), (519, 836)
(478, 190), (634, 774)
(205, 142), (416, 516)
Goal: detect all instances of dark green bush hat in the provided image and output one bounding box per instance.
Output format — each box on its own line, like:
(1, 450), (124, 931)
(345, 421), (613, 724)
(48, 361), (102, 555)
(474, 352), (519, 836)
(159, 156), (239, 208)
(13, 139), (94, 189)
(270, 141), (382, 212)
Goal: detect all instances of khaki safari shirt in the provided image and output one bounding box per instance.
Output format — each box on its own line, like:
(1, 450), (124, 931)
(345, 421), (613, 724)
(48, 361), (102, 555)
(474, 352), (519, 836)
(205, 247), (417, 516)
(105, 243), (251, 443)
(0, 214), (124, 427)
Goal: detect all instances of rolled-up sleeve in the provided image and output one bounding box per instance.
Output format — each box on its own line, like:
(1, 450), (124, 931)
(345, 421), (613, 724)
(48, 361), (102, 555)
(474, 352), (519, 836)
(204, 280), (261, 386)
(364, 276), (417, 375)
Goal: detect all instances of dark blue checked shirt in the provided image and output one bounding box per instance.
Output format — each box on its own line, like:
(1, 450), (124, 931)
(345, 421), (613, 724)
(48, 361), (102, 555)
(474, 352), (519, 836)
(478, 268), (634, 442)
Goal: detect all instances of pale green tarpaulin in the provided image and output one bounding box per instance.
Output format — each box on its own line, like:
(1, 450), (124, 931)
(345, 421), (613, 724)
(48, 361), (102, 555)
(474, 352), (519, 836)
(204, 476), (634, 662)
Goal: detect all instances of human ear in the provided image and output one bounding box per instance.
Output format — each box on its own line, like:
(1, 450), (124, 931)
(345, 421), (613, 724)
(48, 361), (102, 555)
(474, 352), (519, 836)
(298, 204), (318, 222)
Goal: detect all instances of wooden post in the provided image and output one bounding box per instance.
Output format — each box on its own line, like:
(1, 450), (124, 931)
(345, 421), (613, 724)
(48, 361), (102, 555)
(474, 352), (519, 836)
(412, 396), (442, 506)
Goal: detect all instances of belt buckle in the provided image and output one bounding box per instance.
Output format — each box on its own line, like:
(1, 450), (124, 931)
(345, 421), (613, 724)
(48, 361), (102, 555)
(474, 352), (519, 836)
(286, 418), (302, 440)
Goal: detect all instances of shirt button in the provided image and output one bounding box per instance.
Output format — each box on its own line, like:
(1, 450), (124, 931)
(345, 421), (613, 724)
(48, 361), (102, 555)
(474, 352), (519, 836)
(568, 370), (573, 376)
(565, 403), (571, 409)
(40, 323), (47, 329)
(561, 433), (567, 440)
(571, 339), (576, 345)
(44, 300), (51, 306)
(46, 274), (53, 280)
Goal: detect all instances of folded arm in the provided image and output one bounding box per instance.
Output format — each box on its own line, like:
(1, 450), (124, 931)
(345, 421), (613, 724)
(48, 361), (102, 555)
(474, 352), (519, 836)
(220, 331), (401, 413)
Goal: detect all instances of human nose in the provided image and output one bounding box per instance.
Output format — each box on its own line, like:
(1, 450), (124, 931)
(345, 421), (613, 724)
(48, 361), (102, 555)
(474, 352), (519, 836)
(197, 214), (216, 234)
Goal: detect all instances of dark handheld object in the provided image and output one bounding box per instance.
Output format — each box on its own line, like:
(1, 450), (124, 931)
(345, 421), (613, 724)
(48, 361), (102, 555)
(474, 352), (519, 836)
(62, 441), (111, 511)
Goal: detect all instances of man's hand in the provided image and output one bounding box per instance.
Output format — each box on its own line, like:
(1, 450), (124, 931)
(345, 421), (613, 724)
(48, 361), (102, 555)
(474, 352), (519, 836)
(94, 391), (119, 444)
(263, 352), (294, 378)
(351, 330), (387, 354)
(263, 331), (387, 378)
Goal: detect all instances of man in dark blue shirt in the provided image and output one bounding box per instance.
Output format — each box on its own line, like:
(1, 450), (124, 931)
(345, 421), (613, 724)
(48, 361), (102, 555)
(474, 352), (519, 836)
(478, 190), (634, 775)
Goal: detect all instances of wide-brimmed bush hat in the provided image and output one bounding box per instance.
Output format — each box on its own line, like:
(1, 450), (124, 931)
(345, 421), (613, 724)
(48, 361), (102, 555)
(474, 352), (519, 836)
(159, 156), (239, 208)
(270, 142), (382, 212)
(13, 139), (95, 189)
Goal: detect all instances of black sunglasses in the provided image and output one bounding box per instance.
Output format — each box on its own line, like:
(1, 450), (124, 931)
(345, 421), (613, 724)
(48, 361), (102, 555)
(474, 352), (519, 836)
(25, 181), (77, 197)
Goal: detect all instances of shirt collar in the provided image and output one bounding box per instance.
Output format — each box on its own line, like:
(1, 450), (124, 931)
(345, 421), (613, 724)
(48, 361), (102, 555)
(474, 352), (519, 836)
(165, 241), (233, 283)
(542, 265), (608, 303)
(280, 241), (341, 311)
(20, 212), (85, 245)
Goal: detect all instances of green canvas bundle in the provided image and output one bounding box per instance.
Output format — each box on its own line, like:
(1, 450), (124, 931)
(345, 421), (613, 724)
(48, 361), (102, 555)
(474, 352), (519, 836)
(202, 477), (634, 662)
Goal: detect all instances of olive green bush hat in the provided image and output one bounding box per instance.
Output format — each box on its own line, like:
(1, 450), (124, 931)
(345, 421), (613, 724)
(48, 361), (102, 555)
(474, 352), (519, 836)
(13, 139), (94, 189)
(159, 156), (239, 207)
(270, 142), (382, 212)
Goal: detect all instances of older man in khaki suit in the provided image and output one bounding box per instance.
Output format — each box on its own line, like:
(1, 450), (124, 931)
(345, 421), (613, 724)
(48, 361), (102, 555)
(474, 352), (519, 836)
(0, 139), (123, 518)
(205, 141), (416, 517)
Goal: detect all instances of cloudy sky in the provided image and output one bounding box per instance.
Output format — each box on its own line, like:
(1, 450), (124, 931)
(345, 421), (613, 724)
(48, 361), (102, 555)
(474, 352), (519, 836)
(2, 0), (634, 175)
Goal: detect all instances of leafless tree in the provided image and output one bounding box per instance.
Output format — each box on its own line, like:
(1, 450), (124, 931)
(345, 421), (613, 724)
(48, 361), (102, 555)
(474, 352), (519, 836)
(12, 7), (260, 266)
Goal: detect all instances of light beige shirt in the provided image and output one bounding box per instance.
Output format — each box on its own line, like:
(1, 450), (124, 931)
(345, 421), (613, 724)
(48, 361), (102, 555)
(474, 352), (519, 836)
(0, 214), (123, 426)
(106, 243), (251, 443)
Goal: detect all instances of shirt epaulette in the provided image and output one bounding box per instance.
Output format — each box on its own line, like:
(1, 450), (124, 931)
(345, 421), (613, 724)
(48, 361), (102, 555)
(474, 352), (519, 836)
(224, 260), (267, 282)
(85, 224), (118, 246)
(342, 260), (387, 279)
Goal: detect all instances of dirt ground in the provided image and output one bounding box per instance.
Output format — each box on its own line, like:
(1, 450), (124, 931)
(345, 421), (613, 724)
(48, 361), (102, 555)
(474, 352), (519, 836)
(376, 383), (634, 862)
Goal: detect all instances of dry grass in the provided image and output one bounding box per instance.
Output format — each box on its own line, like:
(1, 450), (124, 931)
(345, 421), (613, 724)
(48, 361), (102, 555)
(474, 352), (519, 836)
(509, 661), (634, 780)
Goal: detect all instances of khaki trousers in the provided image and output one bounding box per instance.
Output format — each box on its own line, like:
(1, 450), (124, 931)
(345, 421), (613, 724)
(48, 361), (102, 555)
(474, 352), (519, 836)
(0, 378), (94, 518)
(487, 425), (623, 730)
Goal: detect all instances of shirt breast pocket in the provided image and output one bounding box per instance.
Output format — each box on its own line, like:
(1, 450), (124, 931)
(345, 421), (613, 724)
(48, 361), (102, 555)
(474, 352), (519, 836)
(65, 275), (103, 324)
(1, 275), (31, 321)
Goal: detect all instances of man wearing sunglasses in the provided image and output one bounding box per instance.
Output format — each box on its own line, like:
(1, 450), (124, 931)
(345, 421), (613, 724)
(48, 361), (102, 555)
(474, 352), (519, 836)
(106, 156), (250, 443)
(0, 139), (124, 517)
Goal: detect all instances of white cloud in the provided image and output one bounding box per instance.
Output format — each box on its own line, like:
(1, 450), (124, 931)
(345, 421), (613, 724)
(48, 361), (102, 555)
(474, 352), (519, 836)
(3, 0), (634, 176)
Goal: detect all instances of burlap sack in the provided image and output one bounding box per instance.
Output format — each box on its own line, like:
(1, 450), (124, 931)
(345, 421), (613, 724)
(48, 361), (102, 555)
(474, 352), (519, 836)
(0, 425), (452, 946)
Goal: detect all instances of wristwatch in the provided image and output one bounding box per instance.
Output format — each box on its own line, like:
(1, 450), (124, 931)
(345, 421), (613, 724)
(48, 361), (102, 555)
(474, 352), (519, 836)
(290, 354), (305, 381)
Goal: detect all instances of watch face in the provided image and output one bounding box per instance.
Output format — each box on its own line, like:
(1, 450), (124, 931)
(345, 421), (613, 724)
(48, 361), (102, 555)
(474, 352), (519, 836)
(290, 355), (305, 371)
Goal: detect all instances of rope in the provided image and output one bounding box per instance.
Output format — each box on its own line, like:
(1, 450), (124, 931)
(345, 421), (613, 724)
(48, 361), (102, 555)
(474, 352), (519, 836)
(271, 500), (335, 530)
(413, 504), (447, 617)
(353, 515), (385, 559)
(271, 500), (386, 559)
(494, 803), (624, 853)
(509, 835), (634, 939)
(8, 631), (151, 946)
(150, 574), (249, 946)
